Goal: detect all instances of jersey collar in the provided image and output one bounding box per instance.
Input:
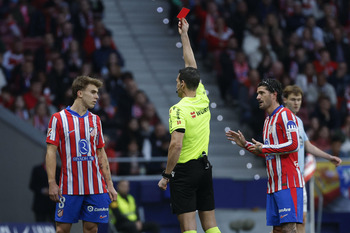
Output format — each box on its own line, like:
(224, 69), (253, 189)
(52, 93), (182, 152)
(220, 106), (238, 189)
(269, 105), (283, 118)
(66, 106), (89, 118)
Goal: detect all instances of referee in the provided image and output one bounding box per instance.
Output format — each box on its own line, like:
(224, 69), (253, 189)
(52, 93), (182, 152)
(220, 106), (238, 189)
(158, 18), (221, 233)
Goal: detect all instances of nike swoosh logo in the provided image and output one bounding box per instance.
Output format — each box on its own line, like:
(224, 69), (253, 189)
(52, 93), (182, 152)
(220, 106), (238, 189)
(280, 214), (288, 219)
(68, 130), (75, 134)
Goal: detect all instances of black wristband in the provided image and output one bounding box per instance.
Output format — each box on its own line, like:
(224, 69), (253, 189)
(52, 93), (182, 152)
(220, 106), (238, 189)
(162, 170), (172, 179)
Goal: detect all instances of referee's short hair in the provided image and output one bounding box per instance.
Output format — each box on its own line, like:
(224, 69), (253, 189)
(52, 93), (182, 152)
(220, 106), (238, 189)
(258, 78), (283, 105)
(178, 67), (200, 91)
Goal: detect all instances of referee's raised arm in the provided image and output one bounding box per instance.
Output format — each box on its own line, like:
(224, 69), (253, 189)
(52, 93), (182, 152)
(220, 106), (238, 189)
(178, 18), (197, 69)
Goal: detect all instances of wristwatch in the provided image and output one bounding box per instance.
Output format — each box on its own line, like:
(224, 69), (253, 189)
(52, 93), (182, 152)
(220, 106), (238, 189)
(162, 170), (172, 180)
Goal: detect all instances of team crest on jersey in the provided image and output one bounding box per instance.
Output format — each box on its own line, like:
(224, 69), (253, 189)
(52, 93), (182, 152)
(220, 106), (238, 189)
(190, 111), (196, 118)
(286, 121), (297, 132)
(57, 208), (63, 217)
(47, 128), (52, 137)
(89, 127), (97, 137)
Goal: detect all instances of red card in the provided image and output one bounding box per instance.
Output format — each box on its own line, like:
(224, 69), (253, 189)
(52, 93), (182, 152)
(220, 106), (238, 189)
(177, 7), (190, 19)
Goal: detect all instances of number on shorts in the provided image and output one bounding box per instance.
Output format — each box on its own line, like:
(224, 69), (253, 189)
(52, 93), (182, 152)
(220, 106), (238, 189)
(59, 196), (66, 209)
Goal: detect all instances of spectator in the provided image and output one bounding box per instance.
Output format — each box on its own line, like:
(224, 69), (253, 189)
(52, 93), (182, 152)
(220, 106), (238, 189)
(326, 27), (350, 67)
(327, 130), (348, 157)
(118, 139), (142, 176)
(92, 34), (124, 73)
(227, 0), (248, 45)
(0, 86), (14, 109)
(306, 72), (337, 107)
(285, 1), (306, 33)
(9, 60), (35, 95)
(311, 95), (340, 129)
(217, 36), (238, 102)
(22, 79), (46, 111)
(328, 62), (350, 106)
(31, 100), (51, 133)
(295, 62), (317, 94)
(12, 95), (30, 121)
(311, 125), (332, 152)
(34, 33), (59, 72)
(48, 57), (71, 107)
(2, 38), (24, 75)
(110, 180), (160, 233)
(313, 49), (338, 76)
(296, 16), (324, 44)
(131, 90), (148, 119)
(29, 158), (60, 222)
(63, 39), (84, 76)
(57, 21), (75, 53)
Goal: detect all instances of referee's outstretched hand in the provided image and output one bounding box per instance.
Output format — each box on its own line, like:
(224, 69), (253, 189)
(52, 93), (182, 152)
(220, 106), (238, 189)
(158, 177), (169, 191)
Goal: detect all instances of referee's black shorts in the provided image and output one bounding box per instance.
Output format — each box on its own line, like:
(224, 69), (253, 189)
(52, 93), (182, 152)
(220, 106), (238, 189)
(169, 157), (215, 215)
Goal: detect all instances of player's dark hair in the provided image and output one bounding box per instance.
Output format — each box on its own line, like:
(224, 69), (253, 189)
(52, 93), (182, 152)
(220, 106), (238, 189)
(178, 67), (200, 91)
(283, 85), (303, 98)
(72, 75), (103, 100)
(258, 78), (283, 105)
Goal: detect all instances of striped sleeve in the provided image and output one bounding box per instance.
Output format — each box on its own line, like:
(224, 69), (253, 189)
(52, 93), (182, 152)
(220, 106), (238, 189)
(46, 113), (60, 146)
(261, 110), (299, 155)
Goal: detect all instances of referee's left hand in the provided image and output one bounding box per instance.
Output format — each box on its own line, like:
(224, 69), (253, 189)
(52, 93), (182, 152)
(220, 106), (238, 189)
(158, 178), (169, 191)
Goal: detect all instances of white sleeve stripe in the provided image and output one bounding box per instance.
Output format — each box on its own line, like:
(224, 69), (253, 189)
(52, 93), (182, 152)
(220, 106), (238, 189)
(50, 116), (57, 141)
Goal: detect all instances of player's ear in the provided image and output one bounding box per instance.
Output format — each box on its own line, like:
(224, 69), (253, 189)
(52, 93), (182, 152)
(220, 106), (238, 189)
(77, 90), (83, 98)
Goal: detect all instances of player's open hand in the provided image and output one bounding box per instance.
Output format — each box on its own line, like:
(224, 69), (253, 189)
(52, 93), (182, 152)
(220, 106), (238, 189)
(48, 181), (62, 202)
(178, 18), (189, 35)
(107, 185), (118, 201)
(158, 177), (169, 191)
(226, 130), (246, 148)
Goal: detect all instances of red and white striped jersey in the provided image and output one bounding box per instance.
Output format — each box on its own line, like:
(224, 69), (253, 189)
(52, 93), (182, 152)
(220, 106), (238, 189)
(259, 105), (303, 194)
(46, 107), (107, 195)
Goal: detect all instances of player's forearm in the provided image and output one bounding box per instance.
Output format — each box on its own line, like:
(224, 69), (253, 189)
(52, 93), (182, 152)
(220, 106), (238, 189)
(305, 141), (332, 160)
(181, 33), (197, 68)
(97, 148), (113, 187)
(46, 149), (57, 184)
(165, 142), (182, 173)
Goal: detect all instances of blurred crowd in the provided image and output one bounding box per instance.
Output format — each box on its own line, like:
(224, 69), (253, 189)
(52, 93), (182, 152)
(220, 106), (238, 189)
(169, 0), (350, 157)
(0, 0), (170, 176)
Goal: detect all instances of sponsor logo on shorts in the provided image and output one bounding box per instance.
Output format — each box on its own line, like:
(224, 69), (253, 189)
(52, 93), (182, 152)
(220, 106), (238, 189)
(279, 208), (291, 213)
(87, 206), (94, 212)
(280, 214), (288, 219)
(57, 209), (63, 217)
(87, 206), (108, 212)
(99, 215), (107, 219)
